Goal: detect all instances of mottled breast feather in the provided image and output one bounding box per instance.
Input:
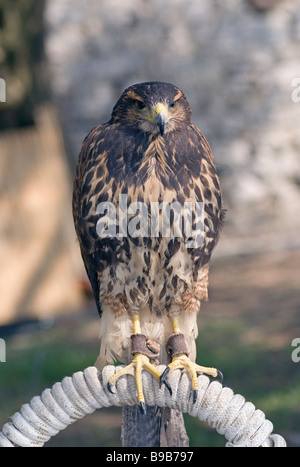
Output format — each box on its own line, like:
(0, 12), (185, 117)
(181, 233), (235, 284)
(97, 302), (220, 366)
(73, 86), (224, 318)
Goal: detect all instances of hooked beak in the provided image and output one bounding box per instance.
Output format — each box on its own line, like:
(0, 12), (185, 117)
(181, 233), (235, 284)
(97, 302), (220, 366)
(153, 103), (168, 136)
(157, 112), (167, 136)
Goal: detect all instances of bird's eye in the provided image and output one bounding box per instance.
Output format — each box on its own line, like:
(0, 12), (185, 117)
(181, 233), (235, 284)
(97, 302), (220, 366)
(170, 101), (176, 109)
(136, 101), (146, 110)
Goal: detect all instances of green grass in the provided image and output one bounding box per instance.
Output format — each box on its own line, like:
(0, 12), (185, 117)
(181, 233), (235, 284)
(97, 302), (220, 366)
(185, 314), (300, 447)
(1, 250), (300, 447)
(0, 325), (94, 419)
(1, 311), (299, 447)
(0, 318), (123, 447)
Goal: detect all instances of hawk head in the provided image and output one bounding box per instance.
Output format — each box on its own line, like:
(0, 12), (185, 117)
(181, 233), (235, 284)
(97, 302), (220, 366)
(110, 81), (192, 136)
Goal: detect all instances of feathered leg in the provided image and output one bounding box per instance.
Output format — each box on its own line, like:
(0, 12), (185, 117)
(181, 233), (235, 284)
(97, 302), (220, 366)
(107, 313), (163, 414)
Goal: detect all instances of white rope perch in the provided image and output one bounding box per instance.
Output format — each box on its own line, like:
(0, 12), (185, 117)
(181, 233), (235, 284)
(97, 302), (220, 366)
(0, 365), (286, 447)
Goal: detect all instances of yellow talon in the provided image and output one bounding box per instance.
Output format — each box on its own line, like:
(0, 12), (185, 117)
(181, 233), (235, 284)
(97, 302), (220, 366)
(160, 316), (222, 404)
(161, 353), (221, 404)
(167, 353), (218, 380)
(107, 352), (161, 413)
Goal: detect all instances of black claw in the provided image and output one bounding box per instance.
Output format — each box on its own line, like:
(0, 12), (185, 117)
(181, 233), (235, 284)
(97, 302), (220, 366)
(107, 381), (115, 394)
(217, 369), (224, 385)
(159, 367), (170, 388)
(139, 401), (147, 415)
(160, 367), (173, 396)
(162, 377), (173, 396)
(192, 389), (198, 405)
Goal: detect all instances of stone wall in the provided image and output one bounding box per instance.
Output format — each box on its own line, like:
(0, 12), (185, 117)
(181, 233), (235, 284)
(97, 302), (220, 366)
(45, 0), (300, 253)
(0, 0), (47, 128)
(0, 106), (83, 324)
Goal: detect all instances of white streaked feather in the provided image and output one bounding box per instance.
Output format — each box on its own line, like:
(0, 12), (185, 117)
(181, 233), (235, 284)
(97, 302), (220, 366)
(95, 305), (199, 370)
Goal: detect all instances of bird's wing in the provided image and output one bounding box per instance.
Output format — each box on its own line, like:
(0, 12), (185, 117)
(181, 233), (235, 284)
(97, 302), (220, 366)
(72, 125), (105, 316)
(184, 123), (224, 267)
(189, 122), (215, 162)
(80, 247), (102, 316)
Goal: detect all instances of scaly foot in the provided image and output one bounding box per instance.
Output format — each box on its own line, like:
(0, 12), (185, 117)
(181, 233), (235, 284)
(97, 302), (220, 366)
(160, 352), (222, 403)
(160, 329), (223, 404)
(107, 352), (163, 414)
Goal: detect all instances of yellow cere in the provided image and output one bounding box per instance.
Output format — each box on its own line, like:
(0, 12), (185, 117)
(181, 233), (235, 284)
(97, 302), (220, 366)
(153, 102), (169, 119)
(144, 102), (171, 123)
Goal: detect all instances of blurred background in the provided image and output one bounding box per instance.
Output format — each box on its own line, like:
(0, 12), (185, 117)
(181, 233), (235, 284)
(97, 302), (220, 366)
(0, 0), (300, 447)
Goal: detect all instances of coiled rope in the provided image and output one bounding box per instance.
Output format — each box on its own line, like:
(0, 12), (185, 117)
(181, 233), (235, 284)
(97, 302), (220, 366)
(0, 365), (286, 447)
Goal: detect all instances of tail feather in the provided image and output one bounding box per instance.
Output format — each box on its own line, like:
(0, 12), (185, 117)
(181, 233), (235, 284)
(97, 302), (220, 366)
(121, 405), (161, 447)
(121, 406), (189, 447)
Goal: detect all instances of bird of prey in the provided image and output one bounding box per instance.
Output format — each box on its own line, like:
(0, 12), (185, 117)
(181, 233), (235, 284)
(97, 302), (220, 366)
(73, 81), (224, 416)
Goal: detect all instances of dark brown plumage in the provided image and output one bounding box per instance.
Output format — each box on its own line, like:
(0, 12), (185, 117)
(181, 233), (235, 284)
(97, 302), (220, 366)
(73, 82), (224, 423)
